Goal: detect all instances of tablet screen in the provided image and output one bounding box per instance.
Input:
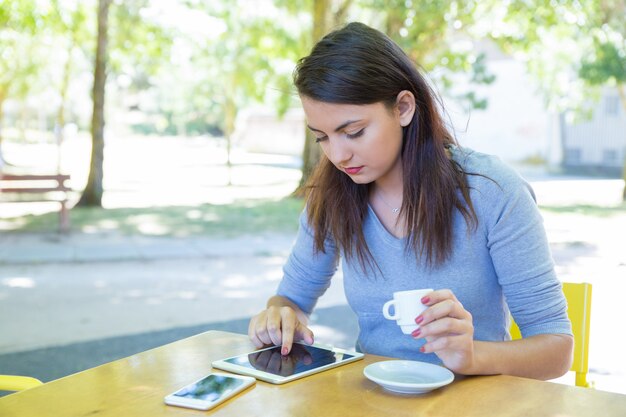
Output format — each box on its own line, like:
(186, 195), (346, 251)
(223, 344), (355, 377)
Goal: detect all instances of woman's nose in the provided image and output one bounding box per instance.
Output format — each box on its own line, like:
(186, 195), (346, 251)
(325, 137), (352, 165)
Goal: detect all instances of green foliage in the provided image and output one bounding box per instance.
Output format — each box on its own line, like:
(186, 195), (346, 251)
(160, 1), (308, 136)
(350, 0), (497, 110)
(109, 0), (174, 76)
(5, 0), (621, 144)
(0, 0), (49, 103)
(580, 40), (626, 85)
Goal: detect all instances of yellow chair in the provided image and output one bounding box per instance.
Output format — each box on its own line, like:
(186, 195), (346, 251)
(0, 375), (43, 392)
(510, 282), (592, 388)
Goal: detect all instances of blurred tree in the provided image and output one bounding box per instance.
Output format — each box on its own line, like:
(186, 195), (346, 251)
(0, 0), (47, 163)
(48, 0), (91, 146)
(77, 0), (111, 207)
(78, 0), (173, 206)
(366, 0), (495, 107)
(186, 0), (305, 185)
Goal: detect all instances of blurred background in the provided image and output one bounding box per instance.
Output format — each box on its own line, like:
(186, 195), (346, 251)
(1, 0), (625, 396)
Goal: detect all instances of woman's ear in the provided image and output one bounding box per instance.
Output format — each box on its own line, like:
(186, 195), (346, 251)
(396, 90), (416, 127)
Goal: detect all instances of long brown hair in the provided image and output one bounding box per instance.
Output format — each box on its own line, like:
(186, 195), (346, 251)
(294, 22), (477, 272)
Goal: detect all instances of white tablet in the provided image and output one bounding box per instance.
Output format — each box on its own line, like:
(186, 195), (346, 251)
(211, 343), (364, 384)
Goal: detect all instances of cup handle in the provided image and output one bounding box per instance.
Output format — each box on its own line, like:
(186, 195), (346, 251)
(382, 300), (399, 320)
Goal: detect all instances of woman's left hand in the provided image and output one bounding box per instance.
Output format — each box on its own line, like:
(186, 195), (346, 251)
(412, 289), (476, 374)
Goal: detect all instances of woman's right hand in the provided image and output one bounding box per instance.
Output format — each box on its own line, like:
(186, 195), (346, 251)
(248, 303), (314, 356)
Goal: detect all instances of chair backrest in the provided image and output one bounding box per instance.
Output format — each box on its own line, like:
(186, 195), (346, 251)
(510, 282), (592, 387)
(0, 375), (43, 392)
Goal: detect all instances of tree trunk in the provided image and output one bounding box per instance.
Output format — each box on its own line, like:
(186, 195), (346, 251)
(224, 92), (236, 187)
(333, 0), (353, 27)
(56, 37), (76, 144)
(293, 0), (330, 196)
(385, 5), (404, 37)
(56, 44), (74, 173)
(77, 0), (111, 207)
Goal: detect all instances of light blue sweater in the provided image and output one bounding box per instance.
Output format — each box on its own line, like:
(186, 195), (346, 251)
(277, 146), (572, 364)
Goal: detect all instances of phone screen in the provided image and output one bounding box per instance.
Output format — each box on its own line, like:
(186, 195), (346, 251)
(223, 344), (355, 377)
(171, 374), (246, 403)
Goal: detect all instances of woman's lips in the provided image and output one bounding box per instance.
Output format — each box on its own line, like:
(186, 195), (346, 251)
(344, 166), (363, 175)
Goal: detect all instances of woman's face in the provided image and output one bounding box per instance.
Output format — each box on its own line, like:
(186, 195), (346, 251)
(301, 93), (414, 186)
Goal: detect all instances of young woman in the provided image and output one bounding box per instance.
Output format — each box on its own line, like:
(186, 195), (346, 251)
(248, 22), (573, 380)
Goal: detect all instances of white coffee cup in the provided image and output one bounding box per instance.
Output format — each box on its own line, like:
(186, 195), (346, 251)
(382, 289), (433, 334)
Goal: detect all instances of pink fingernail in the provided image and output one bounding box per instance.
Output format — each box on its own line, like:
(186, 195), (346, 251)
(281, 347), (288, 355)
(420, 346), (425, 353)
(421, 296), (430, 304)
(411, 329), (421, 338)
(415, 315), (424, 324)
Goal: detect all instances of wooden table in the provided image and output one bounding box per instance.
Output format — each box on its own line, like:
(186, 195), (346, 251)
(1, 331), (625, 416)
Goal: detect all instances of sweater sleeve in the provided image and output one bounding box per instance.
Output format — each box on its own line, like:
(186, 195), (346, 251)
(276, 210), (339, 315)
(478, 168), (572, 338)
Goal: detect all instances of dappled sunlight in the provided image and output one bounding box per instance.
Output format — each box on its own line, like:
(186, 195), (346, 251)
(126, 289), (144, 298)
(96, 219), (121, 230)
(137, 222), (170, 235)
(222, 274), (249, 288)
(176, 291), (197, 300)
(0, 202), (61, 220)
(2, 277), (36, 289)
(93, 280), (108, 288)
(222, 290), (253, 299)
(125, 213), (172, 235)
(185, 209), (202, 220)
(258, 266), (286, 282)
(0, 217), (26, 230)
(202, 212), (221, 222)
(258, 256), (289, 267)
(1, 193), (302, 235)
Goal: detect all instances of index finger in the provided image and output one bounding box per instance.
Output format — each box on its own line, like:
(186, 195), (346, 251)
(280, 309), (298, 355)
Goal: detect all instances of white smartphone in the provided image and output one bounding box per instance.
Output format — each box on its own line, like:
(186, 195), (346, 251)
(164, 372), (255, 411)
(212, 342), (364, 384)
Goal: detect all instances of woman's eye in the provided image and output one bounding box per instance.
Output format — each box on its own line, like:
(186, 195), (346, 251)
(314, 135), (328, 143)
(346, 129), (364, 139)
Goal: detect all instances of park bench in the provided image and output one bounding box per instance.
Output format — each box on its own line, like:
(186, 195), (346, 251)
(0, 173), (72, 232)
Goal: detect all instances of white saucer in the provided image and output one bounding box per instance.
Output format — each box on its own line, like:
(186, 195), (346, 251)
(363, 360), (454, 394)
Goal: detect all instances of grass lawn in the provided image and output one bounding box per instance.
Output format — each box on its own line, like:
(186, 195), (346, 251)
(2, 199), (625, 237)
(539, 203), (626, 217)
(0, 197), (305, 236)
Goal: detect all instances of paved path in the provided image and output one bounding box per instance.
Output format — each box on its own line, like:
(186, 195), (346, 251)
(0, 232), (351, 353)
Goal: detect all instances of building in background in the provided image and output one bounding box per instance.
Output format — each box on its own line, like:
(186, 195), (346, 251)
(561, 89), (626, 176)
